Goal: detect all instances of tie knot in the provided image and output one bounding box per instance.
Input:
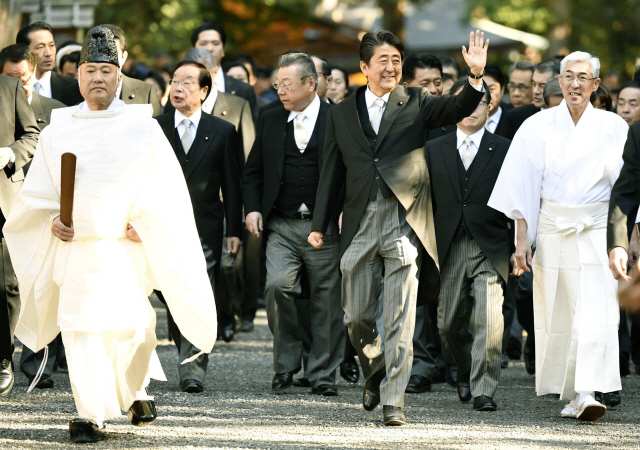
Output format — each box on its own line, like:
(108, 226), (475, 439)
(296, 112), (306, 121)
(374, 98), (385, 108)
(181, 118), (192, 127)
(464, 136), (472, 145)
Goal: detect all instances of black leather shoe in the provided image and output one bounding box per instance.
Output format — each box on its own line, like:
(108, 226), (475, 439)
(523, 336), (535, 375)
(457, 381), (472, 403)
(383, 405), (406, 426)
(0, 360), (14, 397)
(28, 374), (54, 389)
(181, 379), (204, 393)
(473, 395), (497, 411)
(221, 324), (235, 343)
(445, 364), (457, 387)
(128, 400), (157, 426)
(69, 418), (105, 443)
(405, 375), (431, 393)
(603, 391), (621, 408)
(340, 360), (359, 383)
(240, 320), (254, 332)
(272, 371), (296, 391)
(363, 368), (385, 411)
(312, 384), (338, 396)
(293, 377), (311, 387)
(501, 352), (509, 369)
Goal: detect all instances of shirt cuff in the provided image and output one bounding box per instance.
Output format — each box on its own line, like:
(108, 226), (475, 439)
(468, 78), (485, 92)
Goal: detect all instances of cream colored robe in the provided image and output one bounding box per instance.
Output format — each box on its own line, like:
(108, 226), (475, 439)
(488, 101), (628, 397)
(4, 99), (217, 367)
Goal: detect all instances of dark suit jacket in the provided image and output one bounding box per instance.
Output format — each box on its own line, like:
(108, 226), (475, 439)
(155, 111), (243, 252)
(498, 103), (540, 140)
(165, 92), (255, 169)
(608, 121), (640, 250)
(61, 75), (162, 116)
(243, 101), (340, 225)
(426, 130), (513, 282)
(313, 82), (484, 303)
(0, 75), (40, 234)
(30, 92), (65, 130)
(50, 71), (77, 104)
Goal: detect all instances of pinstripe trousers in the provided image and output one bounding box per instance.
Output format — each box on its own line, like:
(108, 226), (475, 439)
(341, 192), (422, 407)
(437, 233), (504, 398)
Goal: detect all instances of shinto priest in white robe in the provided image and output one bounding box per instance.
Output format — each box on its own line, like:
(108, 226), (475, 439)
(3, 99), (217, 423)
(488, 100), (628, 399)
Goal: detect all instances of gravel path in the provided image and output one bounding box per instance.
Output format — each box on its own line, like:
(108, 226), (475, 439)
(1, 300), (639, 449)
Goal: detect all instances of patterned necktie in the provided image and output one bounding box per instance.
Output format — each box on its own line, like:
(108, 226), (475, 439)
(181, 118), (194, 154)
(461, 136), (475, 170)
(370, 98), (385, 134)
(294, 112), (308, 152)
(34, 81), (42, 95)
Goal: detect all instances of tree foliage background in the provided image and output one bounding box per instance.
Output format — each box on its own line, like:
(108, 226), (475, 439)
(465, 0), (640, 76)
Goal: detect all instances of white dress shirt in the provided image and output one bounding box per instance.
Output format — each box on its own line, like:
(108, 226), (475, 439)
(214, 69), (226, 93)
(456, 127), (485, 165)
(34, 70), (52, 98)
(286, 94), (321, 212)
(485, 106), (502, 133)
(201, 87), (219, 115)
(175, 108), (202, 139)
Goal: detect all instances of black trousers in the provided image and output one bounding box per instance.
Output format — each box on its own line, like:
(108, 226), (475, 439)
(0, 239), (20, 363)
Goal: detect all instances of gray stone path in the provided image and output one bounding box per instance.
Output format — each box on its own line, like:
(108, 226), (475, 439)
(1, 301), (639, 449)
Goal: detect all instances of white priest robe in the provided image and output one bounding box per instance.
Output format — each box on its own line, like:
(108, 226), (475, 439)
(488, 100), (628, 399)
(4, 99), (217, 422)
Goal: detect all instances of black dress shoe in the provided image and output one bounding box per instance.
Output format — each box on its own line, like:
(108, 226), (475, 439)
(383, 405), (406, 426)
(0, 360), (14, 397)
(272, 371), (296, 391)
(603, 391), (621, 408)
(405, 375), (431, 393)
(473, 395), (497, 411)
(240, 320), (254, 332)
(69, 418), (105, 443)
(363, 368), (385, 411)
(181, 379), (204, 393)
(445, 364), (458, 387)
(457, 381), (472, 403)
(501, 352), (509, 369)
(312, 384), (338, 396)
(293, 377), (311, 387)
(29, 374), (54, 389)
(221, 325), (234, 343)
(340, 360), (360, 383)
(523, 336), (535, 375)
(128, 400), (157, 426)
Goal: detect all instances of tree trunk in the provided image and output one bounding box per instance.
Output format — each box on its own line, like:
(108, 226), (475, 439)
(545, 0), (571, 57)
(377, 0), (405, 41)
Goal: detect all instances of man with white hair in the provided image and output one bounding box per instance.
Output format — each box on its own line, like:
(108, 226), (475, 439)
(488, 51), (628, 421)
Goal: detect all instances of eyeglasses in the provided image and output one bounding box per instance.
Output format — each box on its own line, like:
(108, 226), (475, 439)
(475, 100), (488, 109)
(507, 82), (532, 91)
(561, 75), (597, 84)
(273, 76), (309, 91)
(169, 79), (196, 89)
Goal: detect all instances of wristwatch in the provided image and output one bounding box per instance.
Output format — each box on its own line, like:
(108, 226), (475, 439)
(469, 71), (484, 80)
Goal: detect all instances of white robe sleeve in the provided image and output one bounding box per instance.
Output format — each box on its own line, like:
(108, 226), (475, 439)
(488, 121), (544, 246)
(128, 121), (217, 359)
(4, 128), (62, 352)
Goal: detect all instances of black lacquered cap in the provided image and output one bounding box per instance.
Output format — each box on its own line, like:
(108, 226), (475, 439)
(79, 26), (119, 67)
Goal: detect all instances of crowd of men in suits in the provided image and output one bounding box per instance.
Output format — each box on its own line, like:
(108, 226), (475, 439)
(1, 17), (640, 429)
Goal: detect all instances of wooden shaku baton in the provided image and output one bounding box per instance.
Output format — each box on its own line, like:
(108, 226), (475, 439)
(60, 153), (77, 228)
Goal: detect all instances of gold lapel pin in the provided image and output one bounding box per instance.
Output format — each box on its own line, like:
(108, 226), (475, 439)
(489, 147), (493, 151)
(222, 111), (227, 115)
(398, 101), (404, 106)
(129, 94), (135, 99)
(205, 136), (209, 141)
